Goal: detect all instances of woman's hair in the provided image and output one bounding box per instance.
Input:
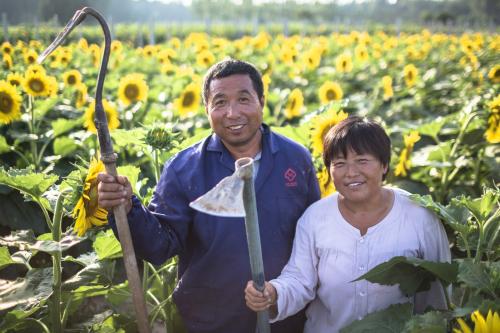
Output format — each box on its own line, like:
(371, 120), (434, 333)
(323, 116), (391, 180)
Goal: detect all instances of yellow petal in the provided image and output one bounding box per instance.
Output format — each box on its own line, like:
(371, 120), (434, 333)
(471, 311), (487, 333)
(457, 318), (473, 333)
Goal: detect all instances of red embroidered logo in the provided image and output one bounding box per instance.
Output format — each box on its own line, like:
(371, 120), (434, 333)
(284, 168), (297, 187)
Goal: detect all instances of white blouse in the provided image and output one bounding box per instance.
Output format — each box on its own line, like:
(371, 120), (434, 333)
(270, 188), (451, 333)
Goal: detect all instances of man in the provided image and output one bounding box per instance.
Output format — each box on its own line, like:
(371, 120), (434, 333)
(97, 59), (320, 333)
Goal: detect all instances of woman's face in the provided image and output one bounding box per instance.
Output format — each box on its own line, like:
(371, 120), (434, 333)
(330, 149), (387, 204)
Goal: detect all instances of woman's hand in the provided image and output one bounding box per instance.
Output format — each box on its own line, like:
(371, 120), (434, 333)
(244, 281), (277, 312)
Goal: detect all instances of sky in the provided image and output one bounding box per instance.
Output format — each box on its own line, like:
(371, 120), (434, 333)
(146, 0), (370, 6)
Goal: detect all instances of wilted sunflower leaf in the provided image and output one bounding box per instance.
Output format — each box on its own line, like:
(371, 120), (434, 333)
(402, 311), (447, 333)
(0, 267), (53, 311)
(0, 229), (84, 254)
(410, 194), (471, 235)
(62, 260), (115, 290)
(353, 256), (457, 295)
(340, 302), (413, 333)
(93, 229), (122, 260)
(0, 167), (59, 200)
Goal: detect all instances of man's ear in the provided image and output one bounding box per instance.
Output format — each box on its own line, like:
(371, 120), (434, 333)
(259, 96), (265, 107)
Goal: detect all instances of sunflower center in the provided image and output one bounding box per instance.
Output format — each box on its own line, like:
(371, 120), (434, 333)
(407, 71), (414, 81)
(67, 75), (77, 85)
(290, 98), (296, 110)
(9, 79), (20, 86)
(326, 89), (337, 101)
(27, 56), (35, 64)
(342, 60), (347, 69)
(494, 69), (500, 78)
(0, 92), (13, 114)
(29, 79), (45, 93)
(182, 91), (195, 107)
(125, 84), (139, 100)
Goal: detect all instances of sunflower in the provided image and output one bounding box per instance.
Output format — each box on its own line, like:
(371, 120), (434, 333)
(310, 108), (348, 156)
(62, 69), (82, 87)
(118, 73), (148, 106)
(111, 40), (123, 53)
(304, 50), (321, 71)
(72, 158), (108, 236)
(23, 71), (53, 97)
(354, 44), (369, 62)
(485, 95), (500, 143)
(77, 38), (89, 51)
(335, 53), (353, 73)
(157, 48), (177, 64)
(453, 310), (500, 333)
(262, 74), (271, 99)
(318, 81), (343, 105)
(381, 75), (394, 101)
(174, 83), (201, 118)
(23, 49), (38, 65)
(142, 45), (157, 58)
(394, 131), (421, 177)
(0, 81), (22, 125)
(7, 73), (23, 87)
(160, 62), (176, 75)
(284, 88), (304, 120)
(84, 99), (120, 133)
(196, 50), (216, 68)
(317, 166), (335, 198)
(26, 64), (46, 76)
(74, 83), (88, 109)
(1, 41), (13, 55)
(2, 54), (12, 70)
(488, 65), (500, 84)
(403, 64), (418, 88)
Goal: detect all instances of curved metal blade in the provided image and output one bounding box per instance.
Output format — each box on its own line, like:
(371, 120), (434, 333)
(189, 173), (245, 217)
(37, 9), (86, 63)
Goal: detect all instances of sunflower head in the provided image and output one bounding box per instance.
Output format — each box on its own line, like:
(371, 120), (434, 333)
(310, 108), (348, 156)
(317, 166), (335, 198)
(74, 83), (88, 109)
(174, 83), (201, 118)
(381, 75), (394, 100)
(2, 54), (12, 70)
(23, 49), (38, 65)
(7, 73), (23, 87)
(453, 310), (500, 333)
(22, 71), (54, 97)
(318, 81), (344, 105)
(196, 50), (216, 68)
(0, 81), (22, 125)
(72, 158), (108, 236)
(284, 88), (304, 120)
(118, 73), (149, 106)
(488, 65), (500, 84)
(335, 53), (353, 73)
(354, 44), (369, 62)
(84, 99), (120, 133)
(63, 69), (82, 87)
(403, 64), (418, 88)
(1, 42), (13, 55)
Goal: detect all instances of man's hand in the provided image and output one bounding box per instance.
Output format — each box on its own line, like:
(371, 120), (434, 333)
(97, 173), (133, 214)
(244, 280), (277, 315)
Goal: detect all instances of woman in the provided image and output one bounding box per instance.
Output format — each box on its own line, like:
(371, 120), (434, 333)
(245, 116), (450, 332)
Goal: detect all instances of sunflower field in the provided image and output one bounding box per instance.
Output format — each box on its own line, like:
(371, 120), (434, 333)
(0, 23), (499, 332)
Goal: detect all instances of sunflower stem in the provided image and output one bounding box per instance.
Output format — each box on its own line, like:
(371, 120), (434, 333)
(153, 149), (160, 183)
(27, 95), (39, 171)
(51, 188), (70, 333)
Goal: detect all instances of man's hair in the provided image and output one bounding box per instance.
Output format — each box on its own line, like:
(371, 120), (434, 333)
(202, 58), (264, 106)
(323, 116), (391, 180)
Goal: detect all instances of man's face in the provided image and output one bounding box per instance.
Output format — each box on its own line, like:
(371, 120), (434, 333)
(206, 74), (264, 154)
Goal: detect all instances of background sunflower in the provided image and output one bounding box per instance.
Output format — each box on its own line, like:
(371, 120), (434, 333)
(0, 81), (22, 124)
(118, 73), (149, 106)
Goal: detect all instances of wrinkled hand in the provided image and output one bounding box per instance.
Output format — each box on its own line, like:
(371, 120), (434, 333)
(244, 281), (277, 312)
(97, 173), (133, 214)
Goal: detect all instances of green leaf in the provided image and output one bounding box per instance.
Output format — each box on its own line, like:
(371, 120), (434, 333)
(416, 117), (446, 139)
(106, 282), (131, 307)
(0, 307), (41, 331)
(0, 189), (48, 233)
(51, 118), (82, 137)
(175, 128), (212, 151)
(411, 194), (471, 235)
(93, 229), (122, 260)
(0, 246), (15, 270)
(340, 303), (413, 333)
(353, 256), (458, 295)
(0, 167), (58, 200)
(112, 128), (148, 150)
(0, 135), (10, 154)
(0, 267), (53, 311)
(53, 136), (79, 157)
(272, 123), (311, 146)
(402, 311), (447, 333)
(457, 259), (497, 297)
(116, 165), (141, 196)
(412, 142), (452, 167)
(62, 260), (115, 290)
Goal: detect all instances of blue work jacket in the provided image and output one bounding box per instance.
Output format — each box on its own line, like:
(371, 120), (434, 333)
(109, 125), (320, 333)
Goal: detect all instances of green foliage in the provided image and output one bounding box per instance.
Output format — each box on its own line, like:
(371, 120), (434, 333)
(93, 229), (123, 260)
(340, 303), (413, 333)
(402, 311), (447, 333)
(0, 167), (58, 202)
(354, 256), (457, 295)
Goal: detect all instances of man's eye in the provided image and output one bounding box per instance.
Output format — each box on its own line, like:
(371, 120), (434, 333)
(239, 97), (249, 102)
(214, 100), (225, 106)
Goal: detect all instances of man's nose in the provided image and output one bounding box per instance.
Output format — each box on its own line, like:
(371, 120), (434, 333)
(226, 102), (239, 118)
